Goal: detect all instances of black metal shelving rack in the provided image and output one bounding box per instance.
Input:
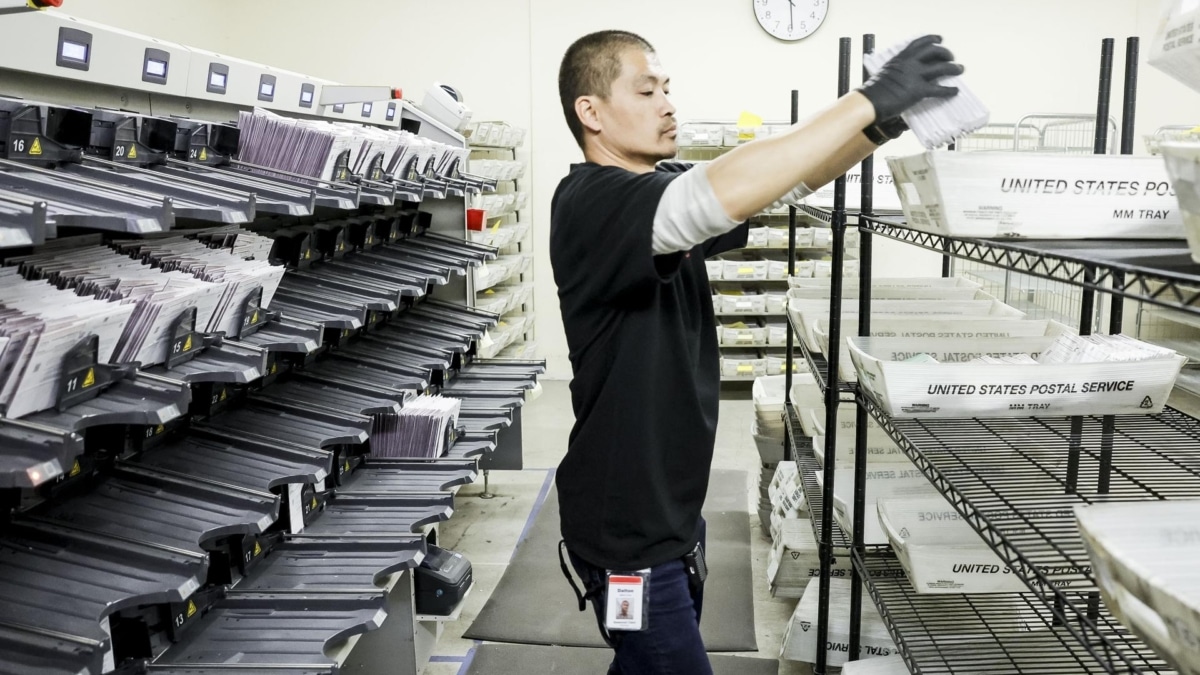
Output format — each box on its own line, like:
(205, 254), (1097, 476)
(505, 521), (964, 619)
(787, 33), (1200, 674)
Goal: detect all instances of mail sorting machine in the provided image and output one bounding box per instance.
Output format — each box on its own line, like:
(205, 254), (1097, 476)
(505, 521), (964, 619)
(0, 23), (542, 675)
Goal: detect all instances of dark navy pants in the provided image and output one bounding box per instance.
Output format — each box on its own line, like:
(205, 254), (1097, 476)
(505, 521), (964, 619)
(567, 519), (711, 675)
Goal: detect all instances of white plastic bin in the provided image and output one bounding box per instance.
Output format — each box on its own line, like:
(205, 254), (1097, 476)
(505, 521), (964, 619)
(705, 259), (723, 280)
(767, 260), (790, 280)
(765, 318), (788, 346)
(720, 320), (766, 347)
(848, 335), (1187, 418)
(722, 349), (766, 378)
(748, 226), (770, 248)
(721, 256), (769, 281)
(887, 151), (1185, 238)
(716, 290), (766, 314)
(786, 285), (987, 301)
(765, 291), (787, 314)
(819, 469), (939, 546)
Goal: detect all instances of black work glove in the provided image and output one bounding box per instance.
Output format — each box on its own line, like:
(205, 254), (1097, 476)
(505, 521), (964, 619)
(862, 117), (909, 145)
(858, 35), (963, 122)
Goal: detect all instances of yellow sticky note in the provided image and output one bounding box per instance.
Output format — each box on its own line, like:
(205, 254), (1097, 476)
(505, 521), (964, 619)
(737, 111), (763, 141)
(737, 364), (754, 374)
(737, 111), (763, 128)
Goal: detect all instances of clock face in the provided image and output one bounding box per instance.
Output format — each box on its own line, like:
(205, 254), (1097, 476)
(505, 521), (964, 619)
(754, 0), (828, 41)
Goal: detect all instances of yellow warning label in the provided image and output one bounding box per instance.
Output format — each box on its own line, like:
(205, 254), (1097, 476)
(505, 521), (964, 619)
(127, 145), (138, 160)
(304, 249), (311, 260)
(253, 541), (262, 556)
(342, 329), (350, 337)
(29, 137), (42, 156)
(199, 148), (208, 161)
(338, 242), (345, 251)
(270, 363), (278, 375)
(183, 335), (193, 351)
(82, 368), (96, 388)
(155, 424), (165, 435)
(311, 497), (318, 510)
(251, 311), (259, 324)
(344, 460), (350, 473)
(69, 460), (81, 477)
(186, 600), (197, 618)
(219, 389), (228, 401)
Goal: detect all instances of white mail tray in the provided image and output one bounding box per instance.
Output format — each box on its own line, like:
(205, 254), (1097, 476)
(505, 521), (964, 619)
(1159, 141), (1200, 264)
(789, 276), (981, 290)
(887, 151), (1185, 239)
(815, 320), (1065, 381)
(817, 468), (937, 546)
(1077, 500), (1200, 675)
(789, 298), (1025, 354)
(786, 286), (987, 301)
(878, 497), (1029, 595)
(849, 335), (1187, 418)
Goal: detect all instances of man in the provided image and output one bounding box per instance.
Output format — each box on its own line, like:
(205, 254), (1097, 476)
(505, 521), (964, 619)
(551, 30), (961, 674)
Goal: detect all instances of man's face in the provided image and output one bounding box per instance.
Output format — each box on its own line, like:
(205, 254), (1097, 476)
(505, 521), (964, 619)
(590, 48), (677, 164)
(621, 600), (630, 612)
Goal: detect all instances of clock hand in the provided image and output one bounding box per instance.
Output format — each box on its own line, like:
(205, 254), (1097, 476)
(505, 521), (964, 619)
(788, 0), (794, 28)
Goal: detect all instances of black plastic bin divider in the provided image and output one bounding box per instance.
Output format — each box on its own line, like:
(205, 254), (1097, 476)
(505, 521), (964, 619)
(0, 417), (84, 488)
(268, 291), (366, 330)
(236, 537), (427, 594)
(344, 251), (446, 287)
(0, 521), (207, 663)
(349, 336), (455, 371)
(149, 592), (387, 669)
(338, 459), (478, 494)
(444, 436), (496, 461)
(306, 493), (455, 538)
(29, 462), (278, 554)
(374, 321), (472, 352)
(306, 261), (426, 298)
(453, 394), (525, 410)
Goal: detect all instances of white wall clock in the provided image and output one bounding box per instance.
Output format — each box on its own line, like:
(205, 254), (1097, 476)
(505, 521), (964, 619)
(754, 0), (828, 42)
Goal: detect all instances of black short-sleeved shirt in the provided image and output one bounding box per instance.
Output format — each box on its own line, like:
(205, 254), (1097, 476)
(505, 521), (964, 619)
(550, 161), (749, 571)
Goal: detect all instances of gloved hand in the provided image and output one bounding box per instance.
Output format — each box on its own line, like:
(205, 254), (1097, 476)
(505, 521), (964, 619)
(858, 35), (963, 122)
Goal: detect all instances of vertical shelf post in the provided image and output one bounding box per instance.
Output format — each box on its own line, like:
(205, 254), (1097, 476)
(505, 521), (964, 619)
(784, 89), (800, 463)
(815, 35), (852, 675)
(848, 32), (875, 663)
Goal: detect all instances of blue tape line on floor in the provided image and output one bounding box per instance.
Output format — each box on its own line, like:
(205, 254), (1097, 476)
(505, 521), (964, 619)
(512, 468), (556, 562)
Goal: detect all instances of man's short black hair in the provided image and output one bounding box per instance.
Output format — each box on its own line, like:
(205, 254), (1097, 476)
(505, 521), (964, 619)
(558, 30), (656, 148)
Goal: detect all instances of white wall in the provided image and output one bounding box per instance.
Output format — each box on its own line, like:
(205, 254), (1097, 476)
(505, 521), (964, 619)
(59, 0), (1200, 378)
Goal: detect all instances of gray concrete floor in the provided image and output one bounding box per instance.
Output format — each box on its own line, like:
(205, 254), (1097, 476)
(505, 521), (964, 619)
(425, 380), (812, 674)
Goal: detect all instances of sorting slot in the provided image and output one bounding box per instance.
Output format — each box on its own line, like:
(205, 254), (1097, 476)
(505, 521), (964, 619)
(237, 537), (426, 593)
(150, 593), (386, 669)
(0, 521), (206, 662)
(195, 402), (371, 450)
(30, 462), (278, 554)
(134, 434), (331, 494)
(308, 493), (455, 537)
(338, 458), (478, 494)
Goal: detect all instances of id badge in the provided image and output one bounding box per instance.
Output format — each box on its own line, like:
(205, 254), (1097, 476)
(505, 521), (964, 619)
(604, 570), (650, 632)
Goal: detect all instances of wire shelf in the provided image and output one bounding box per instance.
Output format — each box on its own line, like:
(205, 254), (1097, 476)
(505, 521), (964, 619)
(786, 404), (851, 549)
(855, 550), (1173, 674)
(859, 392), (1200, 673)
(861, 216), (1200, 317)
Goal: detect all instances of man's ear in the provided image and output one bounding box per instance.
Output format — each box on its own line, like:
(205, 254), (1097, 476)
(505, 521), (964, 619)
(575, 96), (602, 135)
